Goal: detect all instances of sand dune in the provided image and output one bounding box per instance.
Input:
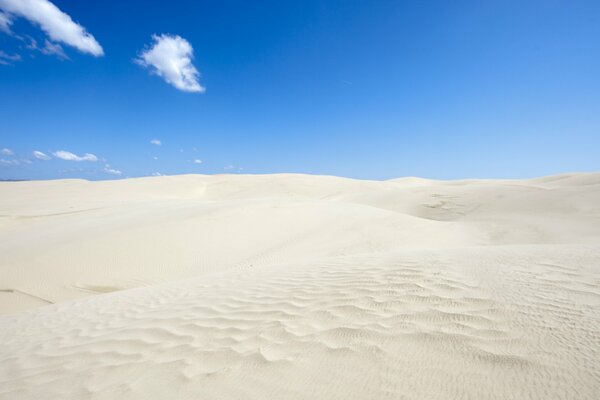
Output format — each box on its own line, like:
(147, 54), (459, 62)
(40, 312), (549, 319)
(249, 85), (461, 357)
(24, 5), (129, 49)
(1, 173), (599, 399)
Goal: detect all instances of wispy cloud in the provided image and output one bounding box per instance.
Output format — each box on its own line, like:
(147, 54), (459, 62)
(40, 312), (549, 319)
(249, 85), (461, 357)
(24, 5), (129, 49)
(15, 37), (68, 60)
(0, 50), (21, 65)
(223, 165), (244, 173)
(40, 39), (67, 59)
(103, 164), (122, 176)
(150, 138), (161, 146)
(0, 10), (11, 33)
(1, 147), (14, 156)
(192, 159), (202, 164)
(0, 158), (19, 165)
(0, 0), (103, 56)
(53, 150), (98, 162)
(136, 34), (204, 93)
(32, 150), (51, 160)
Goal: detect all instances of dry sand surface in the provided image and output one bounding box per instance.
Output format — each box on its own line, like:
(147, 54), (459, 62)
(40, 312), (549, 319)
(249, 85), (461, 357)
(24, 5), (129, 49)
(1, 173), (599, 399)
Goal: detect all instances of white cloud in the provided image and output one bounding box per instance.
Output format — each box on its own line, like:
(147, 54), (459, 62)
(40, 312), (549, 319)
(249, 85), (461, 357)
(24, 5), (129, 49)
(104, 164), (122, 176)
(192, 159), (202, 164)
(150, 139), (161, 146)
(0, 158), (19, 165)
(0, 50), (20, 65)
(1, 147), (14, 156)
(0, 0), (103, 56)
(151, 172), (163, 176)
(53, 150), (98, 162)
(59, 167), (84, 174)
(17, 36), (67, 60)
(41, 39), (67, 59)
(136, 34), (204, 93)
(25, 37), (38, 50)
(0, 10), (11, 33)
(223, 165), (244, 173)
(32, 150), (51, 160)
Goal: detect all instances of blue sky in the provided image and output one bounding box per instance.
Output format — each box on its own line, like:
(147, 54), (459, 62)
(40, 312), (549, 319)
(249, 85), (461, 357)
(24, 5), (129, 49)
(1, 0), (599, 180)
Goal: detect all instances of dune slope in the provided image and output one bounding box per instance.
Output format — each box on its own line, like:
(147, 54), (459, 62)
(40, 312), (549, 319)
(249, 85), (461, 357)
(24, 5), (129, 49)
(1, 173), (599, 399)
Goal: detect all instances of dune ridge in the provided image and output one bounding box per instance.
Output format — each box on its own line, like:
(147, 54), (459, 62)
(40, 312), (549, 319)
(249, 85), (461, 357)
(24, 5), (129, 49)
(1, 173), (599, 399)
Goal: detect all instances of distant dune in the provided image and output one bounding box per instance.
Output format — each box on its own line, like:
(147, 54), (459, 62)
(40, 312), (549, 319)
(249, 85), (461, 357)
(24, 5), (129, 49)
(1, 173), (599, 399)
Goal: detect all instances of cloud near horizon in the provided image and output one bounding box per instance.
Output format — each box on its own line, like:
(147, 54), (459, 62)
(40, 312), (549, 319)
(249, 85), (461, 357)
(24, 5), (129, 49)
(0, 158), (19, 166)
(136, 34), (204, 93)
(53, 150), (98, 162)
(103, 164), (122, 176)
(32, 150), (51, 160)
(0, 0), (103, 57)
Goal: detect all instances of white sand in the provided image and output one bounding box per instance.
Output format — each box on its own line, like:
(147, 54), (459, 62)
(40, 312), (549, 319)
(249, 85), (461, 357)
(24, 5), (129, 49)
(1, 173), (599, 399)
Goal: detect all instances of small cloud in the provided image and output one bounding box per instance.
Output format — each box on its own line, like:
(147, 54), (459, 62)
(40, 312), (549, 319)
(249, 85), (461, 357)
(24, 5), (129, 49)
(223, 165), (243, 173)
(0, 0), (104, 56)
(150, 138), (161, 146)
(103, 164), (122, 176)
(59, 167), (85, 174)
(192, 159), (202, 164)
(0, 50), (21, 65)
(41, 39), (68, 60)
(151, 172), (163, 176)
(0, 11), (12, 33)
(25, 36), (38, 50)
(22, 37), (68, 60)
(0, 158), (19, 166)
(32, 150), (51, 160)
(1, 147), (14, 156)
(152, 156), (159, 160)
(136, 34), (205, 93)
(53, 150), (98, 162)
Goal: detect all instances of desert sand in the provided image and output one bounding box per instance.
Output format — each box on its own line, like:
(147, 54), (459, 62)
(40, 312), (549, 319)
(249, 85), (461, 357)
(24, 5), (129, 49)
(0, 173), (599, 399)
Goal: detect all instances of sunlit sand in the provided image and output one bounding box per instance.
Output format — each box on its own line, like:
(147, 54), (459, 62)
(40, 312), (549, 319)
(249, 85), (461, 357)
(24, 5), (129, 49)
(1, 173), (599, 399)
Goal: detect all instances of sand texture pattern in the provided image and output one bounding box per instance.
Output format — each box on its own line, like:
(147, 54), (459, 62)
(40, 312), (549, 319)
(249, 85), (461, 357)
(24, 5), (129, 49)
(1, 173), (599, 399)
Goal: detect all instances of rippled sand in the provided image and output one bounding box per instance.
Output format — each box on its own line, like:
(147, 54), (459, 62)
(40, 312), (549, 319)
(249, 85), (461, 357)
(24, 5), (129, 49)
(1, 173), (599, 399)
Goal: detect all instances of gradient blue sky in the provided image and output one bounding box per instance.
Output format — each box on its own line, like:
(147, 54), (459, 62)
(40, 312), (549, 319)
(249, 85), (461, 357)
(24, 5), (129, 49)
(1, 0), (599, 180)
